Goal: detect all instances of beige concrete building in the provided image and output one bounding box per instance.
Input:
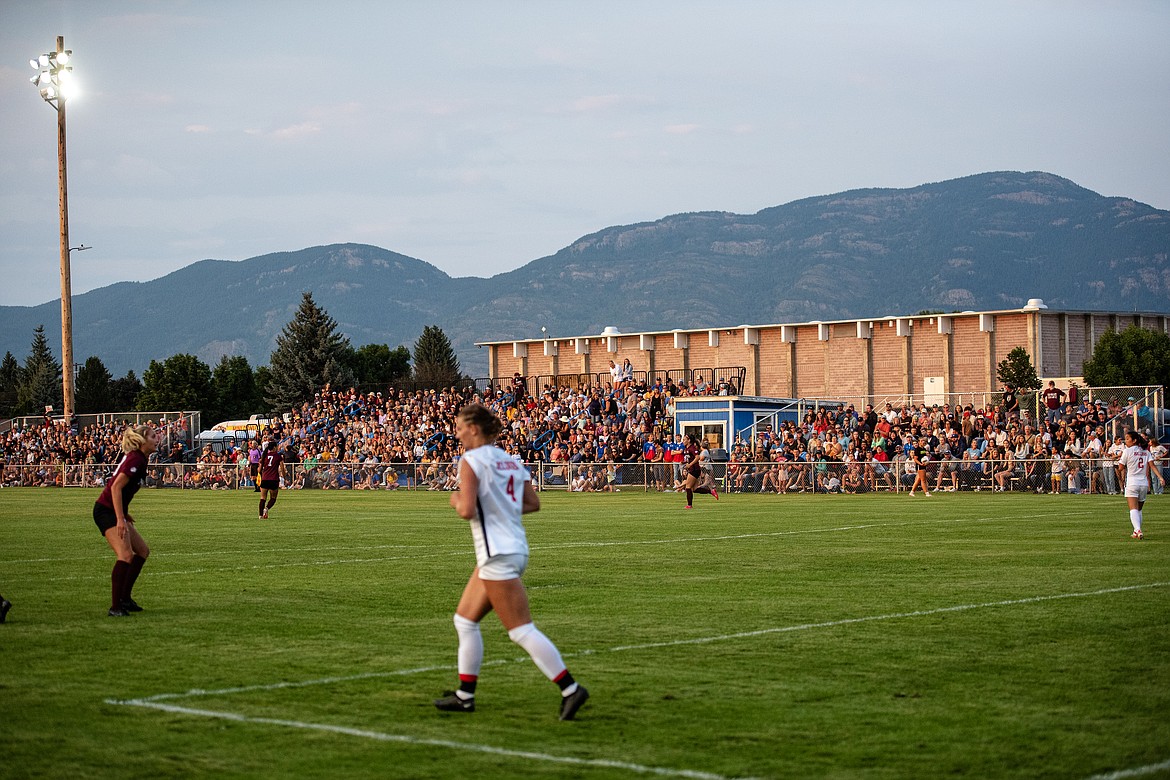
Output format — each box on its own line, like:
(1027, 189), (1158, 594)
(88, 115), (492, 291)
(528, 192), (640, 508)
(477, 299), (1170, 403)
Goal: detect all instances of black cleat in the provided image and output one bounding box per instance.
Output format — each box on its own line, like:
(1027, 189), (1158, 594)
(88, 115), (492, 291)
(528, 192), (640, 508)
(559, 685), (589, 721)
(107, 607), (131, 617)
(120, 598), (143, 612)
(434, 691), (475, 712)
(0, 598), (11, 623)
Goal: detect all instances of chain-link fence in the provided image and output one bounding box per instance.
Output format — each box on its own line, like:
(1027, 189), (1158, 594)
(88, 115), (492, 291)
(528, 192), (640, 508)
(5, 456), (1165, 495)
(0, 410), (200, 454)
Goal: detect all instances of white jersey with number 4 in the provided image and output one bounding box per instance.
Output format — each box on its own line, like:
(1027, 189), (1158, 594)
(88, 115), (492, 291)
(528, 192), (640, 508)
(1119, 445), (1150, 490)
(461, 444), (531, 566)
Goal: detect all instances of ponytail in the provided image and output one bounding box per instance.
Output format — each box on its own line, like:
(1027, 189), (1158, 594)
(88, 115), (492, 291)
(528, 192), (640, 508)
(1125, 429), (1149, 450)
(457, 403), (503, 441)
(121, 424), (153, 453)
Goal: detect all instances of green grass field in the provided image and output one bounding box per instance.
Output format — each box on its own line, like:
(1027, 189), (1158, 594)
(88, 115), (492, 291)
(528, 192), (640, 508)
(2, 488), (1168, 779)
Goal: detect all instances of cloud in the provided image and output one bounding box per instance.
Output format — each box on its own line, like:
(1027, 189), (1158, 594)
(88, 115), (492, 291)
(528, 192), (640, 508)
(185, 124), (213, 134)
(244, 122), (322, 140)
(272, 121), (321, 140)
(665, 123), (700, 135)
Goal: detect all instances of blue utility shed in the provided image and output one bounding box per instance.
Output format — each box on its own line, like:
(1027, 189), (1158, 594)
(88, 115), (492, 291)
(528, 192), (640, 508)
(672, 395), (840, 451)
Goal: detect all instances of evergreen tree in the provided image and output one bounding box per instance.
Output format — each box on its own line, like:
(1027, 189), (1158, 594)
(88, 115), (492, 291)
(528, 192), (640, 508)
(16, 325), (62, 415)
(0, 351), (22, 418)
(1083, 325), (1170, 392)
(110, 371), (143, 411)
(996, 347), (1041, 391)
(75, 356), (113, 414)
(253, 366), (272, 413)
(212, 355), (260, 421)
(137, 354), (214, 418)
(412, 325), (460, 385)
(265, 292), (355, 411)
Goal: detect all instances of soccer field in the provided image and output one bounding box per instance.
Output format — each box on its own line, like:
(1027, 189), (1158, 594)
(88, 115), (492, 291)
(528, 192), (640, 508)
(1, 488), (1167, 779)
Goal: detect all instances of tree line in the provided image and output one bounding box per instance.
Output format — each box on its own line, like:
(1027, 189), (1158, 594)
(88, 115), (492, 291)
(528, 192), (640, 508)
(4, 295), (1167, 423)
(0, 292), (462, 423)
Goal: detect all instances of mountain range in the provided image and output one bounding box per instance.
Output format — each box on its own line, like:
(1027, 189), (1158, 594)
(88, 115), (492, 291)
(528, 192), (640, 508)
(2, 170), (1167, 379)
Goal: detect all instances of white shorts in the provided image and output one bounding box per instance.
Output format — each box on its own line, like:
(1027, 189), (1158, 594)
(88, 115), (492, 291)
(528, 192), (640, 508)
(1124, 485), (1149, 502)
(478, 553), (528, 581)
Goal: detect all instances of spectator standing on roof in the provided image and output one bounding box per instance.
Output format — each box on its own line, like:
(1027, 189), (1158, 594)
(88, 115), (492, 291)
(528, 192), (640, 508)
(1041, 381), (1065, 424)
(1002, 385), (1020, 421)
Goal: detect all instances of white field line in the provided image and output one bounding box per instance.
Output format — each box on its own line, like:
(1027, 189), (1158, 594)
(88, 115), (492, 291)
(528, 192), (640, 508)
(37, 511), (1103, 581)
(10, 508), (1097, 567)
(1084, 758), (1170, 780)
(106, 580), (1165, 780)
(37, 522), (914, 581)
(121, 581), (1169, 705)
(104, 699), (747, 780)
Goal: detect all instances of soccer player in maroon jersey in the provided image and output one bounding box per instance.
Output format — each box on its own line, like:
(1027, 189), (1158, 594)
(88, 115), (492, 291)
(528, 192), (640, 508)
(681, 434), (718, 508)
(258, 440), (286, 519)
(92, 425), (157, 617)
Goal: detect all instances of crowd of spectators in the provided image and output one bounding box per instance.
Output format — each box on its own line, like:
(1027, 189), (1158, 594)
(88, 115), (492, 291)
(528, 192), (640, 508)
(0, 374), (1162, 495)
(722, 391), (1163, 495)
(0, 417), (190, 487)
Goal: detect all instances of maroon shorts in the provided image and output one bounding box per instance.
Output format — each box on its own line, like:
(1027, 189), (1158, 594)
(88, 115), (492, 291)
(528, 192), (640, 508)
(93, 502), (118, 535)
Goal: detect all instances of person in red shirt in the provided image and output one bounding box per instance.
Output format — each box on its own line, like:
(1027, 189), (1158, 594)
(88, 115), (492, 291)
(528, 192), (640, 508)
(1041, 380), (1066, 424)
(93, 424), (157, 617)
(259, 440), (286, 519)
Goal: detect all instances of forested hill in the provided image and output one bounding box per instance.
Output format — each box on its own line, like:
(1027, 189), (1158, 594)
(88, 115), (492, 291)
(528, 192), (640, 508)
(1, 170), (1167, 377)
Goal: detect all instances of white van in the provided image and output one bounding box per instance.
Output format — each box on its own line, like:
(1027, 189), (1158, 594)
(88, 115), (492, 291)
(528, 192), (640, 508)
(195, 415), (272, 452)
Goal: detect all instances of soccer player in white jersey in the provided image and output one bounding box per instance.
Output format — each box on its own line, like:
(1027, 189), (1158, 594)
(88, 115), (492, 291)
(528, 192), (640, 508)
(434, 403), (589, 720)
(1118, 430), (1151, 540)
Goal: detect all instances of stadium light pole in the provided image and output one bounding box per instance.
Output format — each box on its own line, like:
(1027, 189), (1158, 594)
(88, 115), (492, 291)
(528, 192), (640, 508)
(30, 36), (78, 421)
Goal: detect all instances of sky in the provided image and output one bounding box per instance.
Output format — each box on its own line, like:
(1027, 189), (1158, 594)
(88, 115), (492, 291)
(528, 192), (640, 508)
(1, 0), (1168, 307)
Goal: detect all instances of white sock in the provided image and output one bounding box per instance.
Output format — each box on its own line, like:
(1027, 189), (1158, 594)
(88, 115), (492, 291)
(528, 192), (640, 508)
(1130, 509), (1142, 531)
(507, 622), (566, 681)
(454, 614), (483, 684)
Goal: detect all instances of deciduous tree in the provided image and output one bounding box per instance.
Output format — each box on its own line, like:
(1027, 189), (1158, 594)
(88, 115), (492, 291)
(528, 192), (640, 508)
(213, 355), (260, 421)
(137, 354), (214, 418)
(996, 346), (1041, 391)
(1083, 325), (1170, 392)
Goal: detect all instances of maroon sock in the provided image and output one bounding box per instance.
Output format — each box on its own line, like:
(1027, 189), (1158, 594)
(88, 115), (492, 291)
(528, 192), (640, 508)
(111, 560), (130, 609)
(266, 497), (277, 510)
(259, 499), (266, 515)
(686, 489), (693, 506)
(694, 486), (711, 495)
(126, 554), (146, 600)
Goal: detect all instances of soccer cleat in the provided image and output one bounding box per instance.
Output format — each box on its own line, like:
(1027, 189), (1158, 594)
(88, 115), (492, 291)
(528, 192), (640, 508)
(0, 598), (11, 623)
(262, 509), (269, 519)
(559, 685), (590, 721)
(711, 487), (719, 501)
(107, 607), (131, 617)
(434, 691), (475, 712)
(1131, 530), (1144, 540)
(120, 598), (143, 613)
(684, 505), (692, 510)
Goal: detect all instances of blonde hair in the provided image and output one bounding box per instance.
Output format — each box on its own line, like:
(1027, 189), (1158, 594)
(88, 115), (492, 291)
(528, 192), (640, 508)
(121, 424), (154, 453)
